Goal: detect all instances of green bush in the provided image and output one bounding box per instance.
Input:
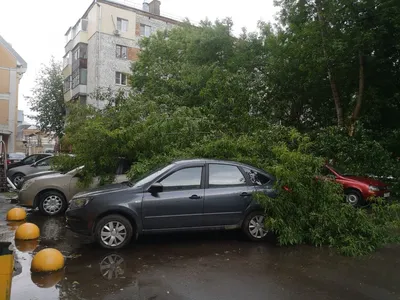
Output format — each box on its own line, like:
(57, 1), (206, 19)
(311, 127), (400, 198)
(255, 142), (400, 256)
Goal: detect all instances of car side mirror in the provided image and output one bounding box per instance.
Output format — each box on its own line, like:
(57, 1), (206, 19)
(148, 182), (163, 194)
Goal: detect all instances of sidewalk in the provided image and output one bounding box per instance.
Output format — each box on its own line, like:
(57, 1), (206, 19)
(0, 194), (16, 243)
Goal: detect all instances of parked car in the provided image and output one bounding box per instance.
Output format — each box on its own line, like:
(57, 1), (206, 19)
(18, 160), (131, 216)
(7, 153), (52, 170)
(65, 159), (277, 249)
(7, 156), (55, 187)
(17, 170), (60, 190)
(323, 165), (390, 206)
(7, 153), (26, 165)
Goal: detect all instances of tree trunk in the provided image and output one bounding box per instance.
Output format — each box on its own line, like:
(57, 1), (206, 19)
(348, 52), (364, 137)
(315, 0), (344, 127)
(328, 70), (344, 127)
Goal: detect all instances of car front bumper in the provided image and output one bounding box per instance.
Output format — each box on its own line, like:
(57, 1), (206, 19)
(65, 208), (94, 236)
(17, 190), (35, 208)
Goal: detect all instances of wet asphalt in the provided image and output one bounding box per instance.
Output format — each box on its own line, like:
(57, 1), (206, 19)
(1, 197), (400, 300)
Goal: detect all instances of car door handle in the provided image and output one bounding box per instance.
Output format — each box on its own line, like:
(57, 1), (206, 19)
(189, 195), (202, 199)
(240, 192), (250, 197)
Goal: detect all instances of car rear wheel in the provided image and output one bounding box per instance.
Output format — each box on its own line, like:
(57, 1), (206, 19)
(243, 211), (269, 242)
(95, 215), (133, 249)
(345, 190), (365, 207)
(11, 173), (25, 188)
(38, 191), (67, 216)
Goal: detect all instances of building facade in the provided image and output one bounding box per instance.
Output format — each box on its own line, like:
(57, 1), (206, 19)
(63, 0), (179, 108)
(0, 35), (27, 153)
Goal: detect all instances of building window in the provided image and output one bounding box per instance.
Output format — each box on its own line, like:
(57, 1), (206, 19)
(116, 45), (127, 59)
(72, 69), (79, 89)
(64, 76), (71, 92)
(117, 18), (129, 32)
(115, 72), (127, 85)
(140, 24), (152, 37)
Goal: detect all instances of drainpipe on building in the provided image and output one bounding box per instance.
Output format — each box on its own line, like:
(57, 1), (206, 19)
(96, 2), (102, 109)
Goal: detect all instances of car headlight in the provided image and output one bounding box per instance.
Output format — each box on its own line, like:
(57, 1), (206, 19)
(369, 185), (380, 192)
(20, 179), (34, 191)
(69, 197), (92, 209)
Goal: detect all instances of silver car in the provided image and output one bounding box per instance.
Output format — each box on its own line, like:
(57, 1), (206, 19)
(7, 156), (54, 187)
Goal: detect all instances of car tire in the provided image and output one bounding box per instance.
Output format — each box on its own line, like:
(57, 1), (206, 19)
(11, 173), (25, 188)
(95, 215), (133, 250)
(38, 191), (68, 216)
(345, 190), (365, 207)
(242, 211), (269, 242)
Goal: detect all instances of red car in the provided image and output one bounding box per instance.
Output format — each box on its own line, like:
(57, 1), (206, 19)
(323, 165), (390, 206)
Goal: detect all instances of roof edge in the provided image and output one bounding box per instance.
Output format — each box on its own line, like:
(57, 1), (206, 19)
(0, 35), (27, 69)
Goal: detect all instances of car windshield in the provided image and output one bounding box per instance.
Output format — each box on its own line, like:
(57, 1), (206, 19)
(328, 165), (348, 176)
(132, 163), (175, 188)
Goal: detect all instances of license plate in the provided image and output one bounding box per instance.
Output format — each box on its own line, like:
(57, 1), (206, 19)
(384, 192), (390, 198)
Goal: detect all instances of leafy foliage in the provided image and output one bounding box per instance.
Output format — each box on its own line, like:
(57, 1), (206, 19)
(255, 141), (400, 256)
(56, 9), (400, 255)
(26, 57), (66, 138)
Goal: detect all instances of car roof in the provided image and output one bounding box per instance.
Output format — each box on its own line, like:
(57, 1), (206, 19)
(173, 159), (267, 172)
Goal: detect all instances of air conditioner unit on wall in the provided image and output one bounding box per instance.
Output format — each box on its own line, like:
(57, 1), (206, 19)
(113, 30), (120, 36)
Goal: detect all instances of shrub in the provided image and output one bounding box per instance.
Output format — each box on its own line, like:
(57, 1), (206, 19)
(255, 142), (400, 256)
(311, 127), (400, 197)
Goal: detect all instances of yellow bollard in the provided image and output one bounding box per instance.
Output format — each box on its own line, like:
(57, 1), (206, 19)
(6, 208), (26, 222)
(31, 249), (65, 273)
(0, 242), (13, 300)
(15, 223), (40, 241)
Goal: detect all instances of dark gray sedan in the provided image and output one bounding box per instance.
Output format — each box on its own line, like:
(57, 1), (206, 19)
(66, 159), (277, 249)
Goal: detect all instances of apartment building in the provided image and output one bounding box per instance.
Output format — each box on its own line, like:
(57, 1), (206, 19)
(0, 35), (27, 153)
(63, 0), (180, 108)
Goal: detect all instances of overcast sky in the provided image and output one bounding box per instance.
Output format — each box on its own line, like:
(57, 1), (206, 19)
(0, 0), (277, 122)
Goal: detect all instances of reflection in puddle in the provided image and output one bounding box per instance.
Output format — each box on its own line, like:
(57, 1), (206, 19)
(31, 269), (65, 289)
(15, 239), (39, 252)
(7, 221), (24, 231)
(99, 253), (126, 280)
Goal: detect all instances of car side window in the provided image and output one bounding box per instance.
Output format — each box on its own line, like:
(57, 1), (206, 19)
(36, 157), (52, 167)
(208, 164), (246, 187)
(159, 167), (202, 191)
(23, 155), (36, 164)
(242, 167), (271, 186)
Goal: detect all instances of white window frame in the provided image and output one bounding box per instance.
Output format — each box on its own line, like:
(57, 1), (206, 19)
(117, 18), (129, 32)
(115, 72), (127, 86)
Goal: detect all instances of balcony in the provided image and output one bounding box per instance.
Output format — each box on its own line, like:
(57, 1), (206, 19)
(65, 19), (88, 53)
(71, 85), (87, 99)
(72, 58), (87, 71)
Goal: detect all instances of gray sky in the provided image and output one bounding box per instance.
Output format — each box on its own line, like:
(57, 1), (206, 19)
(0, 0), (276, 122)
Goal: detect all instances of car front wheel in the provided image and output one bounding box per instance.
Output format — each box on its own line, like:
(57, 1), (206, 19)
(38, 191), (67, 216)
(11, 173), (25, 188)
(345, 190), (365, 207)
(95, 215), (133, 249)
(243, 211), (269, 242)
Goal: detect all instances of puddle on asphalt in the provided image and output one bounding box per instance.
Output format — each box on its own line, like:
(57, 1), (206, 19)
(3, 209), (400, 300)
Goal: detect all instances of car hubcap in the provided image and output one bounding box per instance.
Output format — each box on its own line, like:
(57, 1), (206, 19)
(346, 194), (358, 205)
(43, 195), (63, 214)
(101, 221), (127, 247)
(13, 176), (23, 186)
(99, 254), (125, 280)
(249, 215), (268, 239)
